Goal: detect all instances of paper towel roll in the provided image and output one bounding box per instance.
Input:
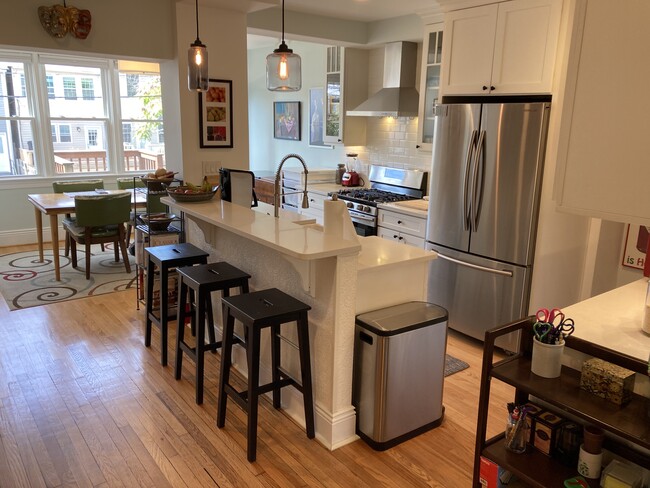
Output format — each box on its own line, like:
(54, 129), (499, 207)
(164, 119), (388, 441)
(324, 197), (346, 238)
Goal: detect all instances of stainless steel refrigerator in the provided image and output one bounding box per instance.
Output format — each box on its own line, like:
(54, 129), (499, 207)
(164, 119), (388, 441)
(426, 99), (551, 352)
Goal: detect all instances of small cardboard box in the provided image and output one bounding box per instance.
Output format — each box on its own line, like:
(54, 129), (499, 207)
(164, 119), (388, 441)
(580, 358), (635, 406)
(533, 411), (564, 456)
(479, 457), (511, 487)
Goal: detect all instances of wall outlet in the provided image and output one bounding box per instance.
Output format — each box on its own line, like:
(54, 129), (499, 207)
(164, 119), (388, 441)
(202, 161), (221, 176)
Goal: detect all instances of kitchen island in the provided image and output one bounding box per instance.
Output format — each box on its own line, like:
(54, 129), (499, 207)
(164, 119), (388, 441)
(161, 197), (436, 449)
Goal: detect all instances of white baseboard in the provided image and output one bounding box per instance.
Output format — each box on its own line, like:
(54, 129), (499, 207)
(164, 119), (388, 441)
(0, 227), (51, 248)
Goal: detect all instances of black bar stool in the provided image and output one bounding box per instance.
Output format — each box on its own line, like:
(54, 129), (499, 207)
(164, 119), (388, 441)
(144, 243), (209, 366)
(217, 288), (315, 462)
(174, 262), (251, 404)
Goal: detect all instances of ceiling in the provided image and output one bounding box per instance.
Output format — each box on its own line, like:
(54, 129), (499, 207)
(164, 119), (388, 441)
(277, 0), (441, 22)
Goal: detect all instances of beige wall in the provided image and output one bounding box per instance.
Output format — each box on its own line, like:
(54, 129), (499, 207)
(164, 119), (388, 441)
(0, 0), (175, 60)
(0, 0), (250, 245)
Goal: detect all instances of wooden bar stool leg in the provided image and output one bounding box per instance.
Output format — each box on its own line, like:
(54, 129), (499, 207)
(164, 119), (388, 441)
(271, 323), (281, 409)
(145, 259), (155, 347)
(297, 312), (315, 438)
(189, 288), (197, 337)
(195, 294), (206, 405)
(160, 266), (169, 366)
(174, 279), (188, 380)
(217, 308), (235, 428)
(206, 290), (216, 352)
(247, 325), (261, 462)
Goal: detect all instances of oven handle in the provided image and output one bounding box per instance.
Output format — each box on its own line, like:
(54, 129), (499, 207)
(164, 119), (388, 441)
(348, 210), (376, 223)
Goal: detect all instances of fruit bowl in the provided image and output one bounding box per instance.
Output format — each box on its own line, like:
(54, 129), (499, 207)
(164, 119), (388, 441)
(138, 213), (176, 231)
(140, 176), (174, 191)
(166, 186), (218, 203)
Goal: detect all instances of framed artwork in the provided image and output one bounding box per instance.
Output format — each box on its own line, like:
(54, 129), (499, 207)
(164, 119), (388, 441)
(273, 101), (300, 141)
(199, 79), (233, 148)
(622, 224), (648, 270)
(309, 87), (332, 148)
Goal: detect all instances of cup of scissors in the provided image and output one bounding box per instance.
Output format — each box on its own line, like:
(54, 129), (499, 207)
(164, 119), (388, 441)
(531, 308), (575, 378)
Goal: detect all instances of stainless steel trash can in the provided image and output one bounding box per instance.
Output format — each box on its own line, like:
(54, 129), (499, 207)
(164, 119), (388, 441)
(352, 301), (448, 450)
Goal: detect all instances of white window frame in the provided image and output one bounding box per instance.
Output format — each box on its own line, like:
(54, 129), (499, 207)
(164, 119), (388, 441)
(0, 50), (166, 184)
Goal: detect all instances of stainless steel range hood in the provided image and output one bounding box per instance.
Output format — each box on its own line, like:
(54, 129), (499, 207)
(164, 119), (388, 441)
(347, 42), (419, 118)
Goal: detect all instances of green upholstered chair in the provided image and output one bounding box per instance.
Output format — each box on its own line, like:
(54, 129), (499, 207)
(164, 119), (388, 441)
(62, 193), (132, 279)
(116, 177), (145, 246)
(52, 179), (105, 256)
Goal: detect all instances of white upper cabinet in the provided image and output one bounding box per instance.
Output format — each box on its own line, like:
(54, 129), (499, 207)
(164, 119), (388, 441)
(324, 46), (368, 145)
(441, 0), (562, 96)
(416, 23), (444, 151)
(554, 0), (650, 225)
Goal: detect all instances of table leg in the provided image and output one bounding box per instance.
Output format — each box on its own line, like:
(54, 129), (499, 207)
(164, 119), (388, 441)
(34, 207), (44, 262)
(49, 214), (61, 281)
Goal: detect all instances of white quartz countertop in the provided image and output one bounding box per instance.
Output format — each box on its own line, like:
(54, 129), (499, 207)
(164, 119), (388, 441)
(357, 236), (436, 272)
(562, 278), (650, 362)
(307, 182), (349, 195)
(378, 199), (429, 218)
(162, 197), (361, 260)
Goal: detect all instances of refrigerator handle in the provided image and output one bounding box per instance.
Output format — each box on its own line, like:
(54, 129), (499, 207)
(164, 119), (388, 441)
(435, 252), (514, 277)
(471, 130), (486, 232)
(463, 130), (478, 231)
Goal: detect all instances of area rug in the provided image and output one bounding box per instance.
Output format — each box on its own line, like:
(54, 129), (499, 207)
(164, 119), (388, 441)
(0, 246), (136, 311)
(444, 354), (469, 377)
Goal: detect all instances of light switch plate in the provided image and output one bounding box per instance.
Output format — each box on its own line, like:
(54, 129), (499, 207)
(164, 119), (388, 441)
(202, 161), (220, 176)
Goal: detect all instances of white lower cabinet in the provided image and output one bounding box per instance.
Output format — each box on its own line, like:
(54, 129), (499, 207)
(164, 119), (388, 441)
(300, 191), (328, 225)
(377, 209), (427, 248)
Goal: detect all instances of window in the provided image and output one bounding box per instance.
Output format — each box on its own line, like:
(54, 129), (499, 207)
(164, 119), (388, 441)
(119, 68), (165, 172)
(0, 59), (37, 176)
(87, 129), (97, 146)
(122, 123), (132, 144)
(46, 75), (54, 99)
(63, 77), (76, 99)
(81, 78), (94, 100)
(0, 52), (166, 178)
(59, 124), (71, 142)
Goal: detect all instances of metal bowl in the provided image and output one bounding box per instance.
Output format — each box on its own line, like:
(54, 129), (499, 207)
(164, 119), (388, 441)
(166, 186), (218, 203)
(139, 213), (176, 231)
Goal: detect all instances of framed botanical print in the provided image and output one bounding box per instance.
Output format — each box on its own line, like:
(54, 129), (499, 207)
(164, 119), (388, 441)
(199, 79), (233, 148)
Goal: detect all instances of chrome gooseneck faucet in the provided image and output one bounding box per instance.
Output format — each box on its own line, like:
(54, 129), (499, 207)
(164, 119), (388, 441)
(274, 153), (309, 218)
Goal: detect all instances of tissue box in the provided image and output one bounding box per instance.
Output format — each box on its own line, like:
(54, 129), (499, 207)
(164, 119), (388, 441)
(532, 411), (564, 456)
(580, 358), (635, 406)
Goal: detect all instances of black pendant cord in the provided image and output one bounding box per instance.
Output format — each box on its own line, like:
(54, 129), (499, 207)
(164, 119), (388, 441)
(63, 0), (67, 6)
(281, 0), (285, 43)
(195, 0), (200, 41)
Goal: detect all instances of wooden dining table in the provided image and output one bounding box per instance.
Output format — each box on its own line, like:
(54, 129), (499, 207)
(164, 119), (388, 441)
(28, 190), (146, 281)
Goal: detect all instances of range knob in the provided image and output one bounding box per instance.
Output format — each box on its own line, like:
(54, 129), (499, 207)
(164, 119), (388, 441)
(363, 206), (371, 213)
(346, 202), (354, 208)
(356, 204), (364, 211)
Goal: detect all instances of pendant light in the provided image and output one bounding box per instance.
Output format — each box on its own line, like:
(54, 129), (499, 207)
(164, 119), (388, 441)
(188, 0), (208, 92)
(266, 0), (301, 91)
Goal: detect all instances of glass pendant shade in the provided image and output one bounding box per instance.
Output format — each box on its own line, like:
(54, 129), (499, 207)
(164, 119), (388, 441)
(266, 44), (301, 91)
(188, 40), (209, 91)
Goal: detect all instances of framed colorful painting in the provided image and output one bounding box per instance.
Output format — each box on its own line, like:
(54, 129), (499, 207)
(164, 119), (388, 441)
(273, 101), (300, 141)
(199, 79), (233, 148)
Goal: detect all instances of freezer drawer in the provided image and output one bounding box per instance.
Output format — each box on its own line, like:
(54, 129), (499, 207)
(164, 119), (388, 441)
(353, 302), (447, 450)
(426, 243), (528, 352)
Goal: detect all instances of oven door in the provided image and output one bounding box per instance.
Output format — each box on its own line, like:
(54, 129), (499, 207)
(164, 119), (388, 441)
(348, 209), (377, 236)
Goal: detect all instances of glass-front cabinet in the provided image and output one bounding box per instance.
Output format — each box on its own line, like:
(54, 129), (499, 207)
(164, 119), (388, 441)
(323, 46), (367, 146)
(325, 46), (342, 143)
(417, 23), (443, 151)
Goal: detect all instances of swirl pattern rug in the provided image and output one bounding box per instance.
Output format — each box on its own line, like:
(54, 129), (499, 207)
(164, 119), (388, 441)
(0, 247), (136, 311)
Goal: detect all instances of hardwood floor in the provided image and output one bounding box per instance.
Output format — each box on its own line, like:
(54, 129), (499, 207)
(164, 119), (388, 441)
(0, 244), (514, 487)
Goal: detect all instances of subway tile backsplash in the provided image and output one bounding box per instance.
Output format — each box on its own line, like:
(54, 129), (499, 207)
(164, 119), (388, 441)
(346, 117), (431, 172)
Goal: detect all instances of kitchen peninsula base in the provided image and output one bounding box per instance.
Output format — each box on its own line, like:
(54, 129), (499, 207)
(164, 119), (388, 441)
(162, 197), (436, 449)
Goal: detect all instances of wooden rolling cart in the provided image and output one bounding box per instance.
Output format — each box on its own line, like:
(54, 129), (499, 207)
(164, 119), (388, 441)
(474, 317), (650, 487)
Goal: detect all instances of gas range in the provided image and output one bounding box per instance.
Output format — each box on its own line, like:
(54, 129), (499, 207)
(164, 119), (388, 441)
(333, 165), (428, 236)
